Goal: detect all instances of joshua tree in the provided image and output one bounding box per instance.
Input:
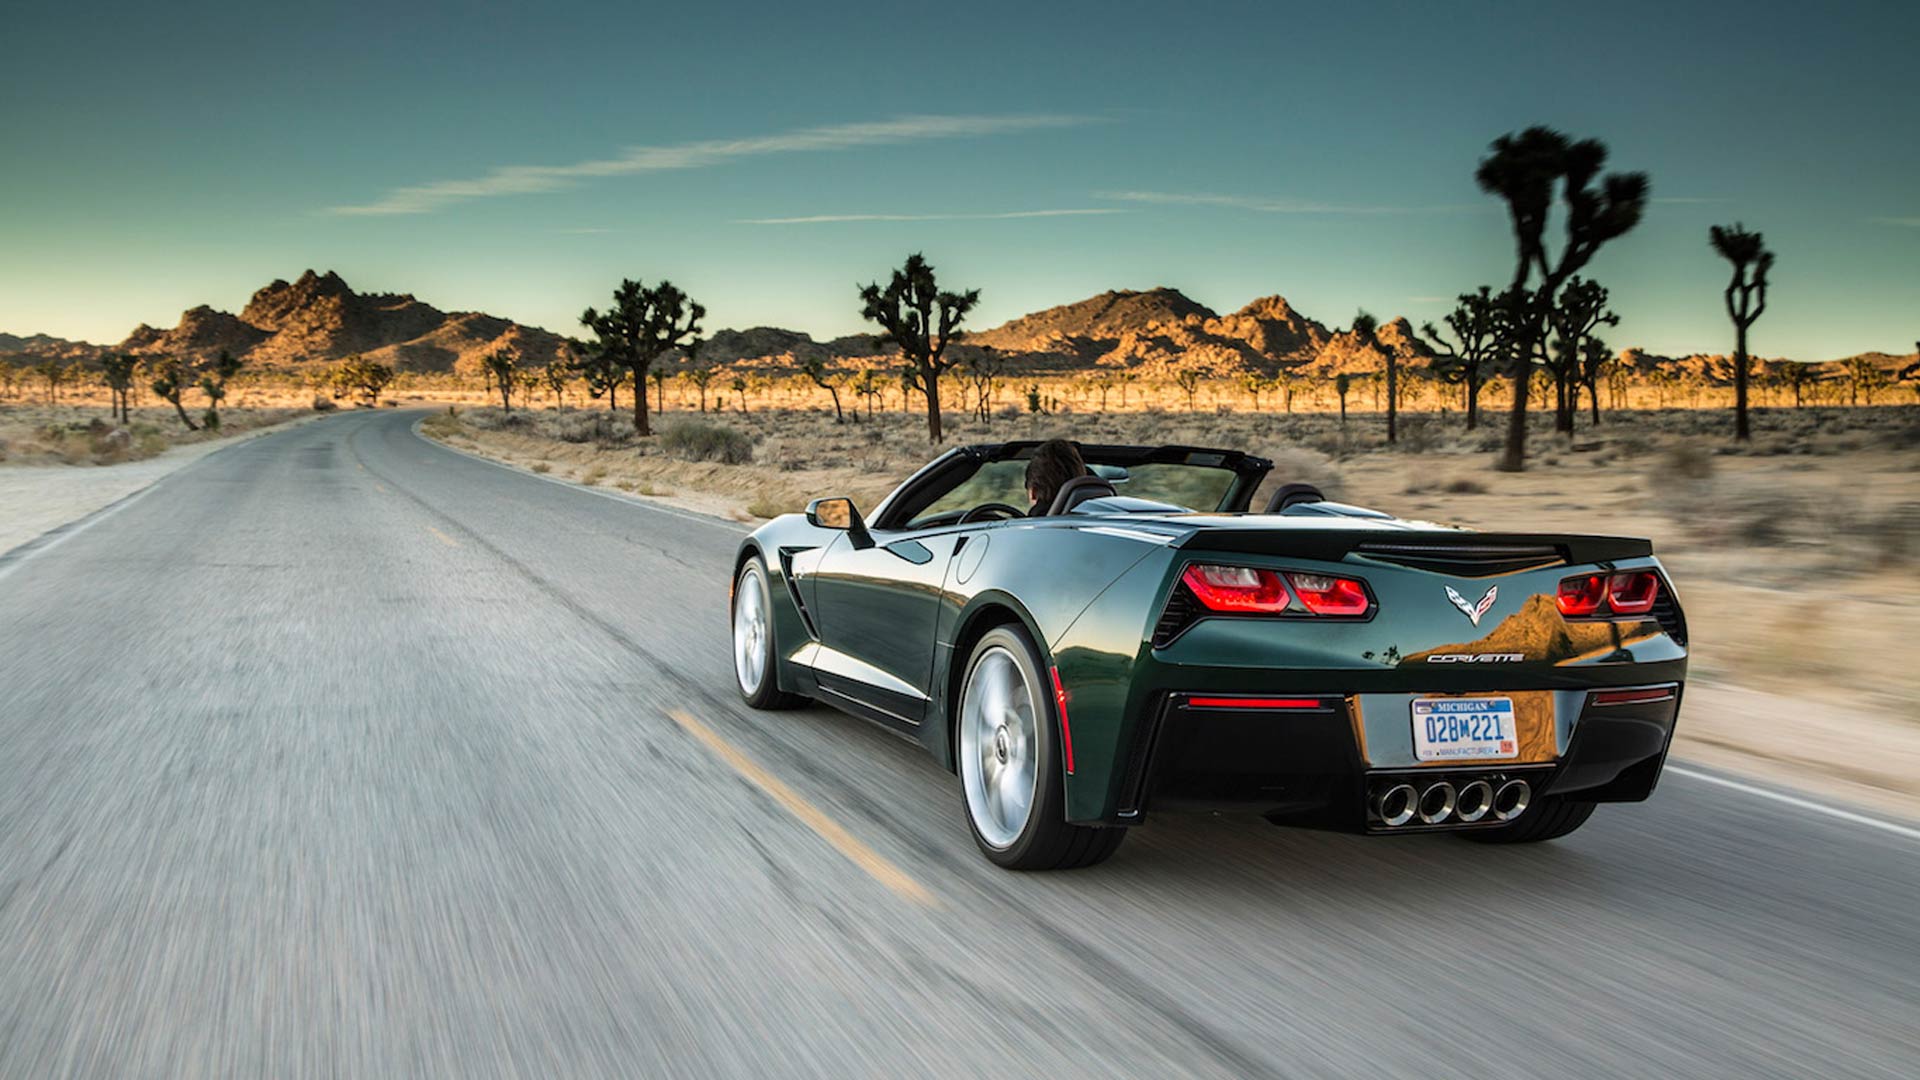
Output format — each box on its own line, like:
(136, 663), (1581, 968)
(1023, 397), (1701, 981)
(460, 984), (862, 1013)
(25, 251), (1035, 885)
(1348, 311), (1394, 442)
(1173, 367), (1204, 411)
(1547, 277), (1618, 432)
(1843, 355), (1887, 405)
(146, 355), (198, 429)
(568, 337), (624, 413)
(852, 368), (882, 420)
(730, 375), (749, 413)
(800, 355), (844, 422)
(965, 348), (1003, 421)
(195, 349), (244, 430)
(1577, 336), (1615, 423)
(858, 253), (979, 442)
(335, 355), (395, 407)
(100, 352), (139, 422)
(481, 347), (519, 412)
(1423, 287), (1500, 430)
(543, 359), (571, 409)
(1709, 223), (1774, 441)
(1334, 372), (1352, 424)
(685, 364), (717, 413)
(30, 360), (65, 404)
(581, 278), (704, 436)
(1476, 127), (1649, 470)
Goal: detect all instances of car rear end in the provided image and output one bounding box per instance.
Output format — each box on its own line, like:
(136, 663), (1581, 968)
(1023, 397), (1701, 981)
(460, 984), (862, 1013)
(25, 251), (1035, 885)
(1083, 525), (1687, 834)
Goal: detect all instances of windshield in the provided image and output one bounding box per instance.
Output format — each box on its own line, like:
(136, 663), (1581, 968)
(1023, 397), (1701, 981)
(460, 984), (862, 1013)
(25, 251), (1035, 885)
(904, 457), (1241, 527)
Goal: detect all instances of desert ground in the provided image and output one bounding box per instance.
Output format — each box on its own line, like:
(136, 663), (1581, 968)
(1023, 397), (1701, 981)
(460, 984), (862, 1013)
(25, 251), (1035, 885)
(419, 398), (1920, 819)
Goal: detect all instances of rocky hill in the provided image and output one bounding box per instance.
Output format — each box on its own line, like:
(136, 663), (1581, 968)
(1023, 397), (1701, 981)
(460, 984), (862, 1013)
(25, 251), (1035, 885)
(116, 270), (568, 373)
(0, 332), (106, 363)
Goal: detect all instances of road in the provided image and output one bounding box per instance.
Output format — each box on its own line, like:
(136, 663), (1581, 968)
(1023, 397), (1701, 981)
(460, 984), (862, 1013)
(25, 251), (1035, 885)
(1, 409), (1915, 1079)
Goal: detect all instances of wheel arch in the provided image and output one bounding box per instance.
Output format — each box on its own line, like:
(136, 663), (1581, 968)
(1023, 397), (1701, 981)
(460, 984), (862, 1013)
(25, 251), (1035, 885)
(939, 591), (1051, 774)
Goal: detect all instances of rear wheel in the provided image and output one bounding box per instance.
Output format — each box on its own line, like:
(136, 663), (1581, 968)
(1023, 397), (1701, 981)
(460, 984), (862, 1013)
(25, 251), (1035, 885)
(1457, 794), (1595, 844)
(957, 625), (1125, 870)
(732, 556), (805, 710)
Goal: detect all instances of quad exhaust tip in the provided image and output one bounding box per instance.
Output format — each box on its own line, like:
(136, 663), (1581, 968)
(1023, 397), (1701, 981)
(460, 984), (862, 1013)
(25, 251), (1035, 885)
(1454, 780), (1494, 824)
(1493, 779), (1532, 822)
(1373, 776), (1530, 827)
(1416, 782), (1457, 825)
(1373, 784), (1417, 827)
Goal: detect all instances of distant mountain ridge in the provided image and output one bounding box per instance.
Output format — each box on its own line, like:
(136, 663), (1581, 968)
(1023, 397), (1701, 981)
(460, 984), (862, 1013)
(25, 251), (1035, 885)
(4, 274), (1914, 388)
(115, 270), (568, 373)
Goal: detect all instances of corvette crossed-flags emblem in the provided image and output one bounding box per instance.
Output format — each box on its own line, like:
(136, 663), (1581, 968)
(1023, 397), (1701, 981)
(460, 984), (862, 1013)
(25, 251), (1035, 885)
(1445, 585), (1499, 627)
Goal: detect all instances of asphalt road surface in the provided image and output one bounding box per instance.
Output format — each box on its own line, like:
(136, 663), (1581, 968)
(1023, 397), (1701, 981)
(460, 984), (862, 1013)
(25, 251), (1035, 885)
(2, 410), (1916, 1079)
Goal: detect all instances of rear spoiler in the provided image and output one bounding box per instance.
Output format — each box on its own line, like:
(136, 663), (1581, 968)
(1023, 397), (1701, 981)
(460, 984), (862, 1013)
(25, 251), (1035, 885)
(1175, 529), (1653, 571)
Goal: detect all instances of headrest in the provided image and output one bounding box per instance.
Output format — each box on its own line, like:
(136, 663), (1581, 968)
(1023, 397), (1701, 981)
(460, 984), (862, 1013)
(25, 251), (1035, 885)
(1264, 482), (1325, 513)
(1047, 474), (1119, 516)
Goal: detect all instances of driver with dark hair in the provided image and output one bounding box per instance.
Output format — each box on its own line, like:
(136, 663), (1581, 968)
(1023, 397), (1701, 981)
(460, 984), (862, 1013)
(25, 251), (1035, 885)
(1025, 439), (1089, 516)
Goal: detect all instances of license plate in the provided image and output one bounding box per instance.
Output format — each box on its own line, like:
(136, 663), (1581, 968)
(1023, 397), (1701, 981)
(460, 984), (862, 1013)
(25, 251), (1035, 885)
(1412, 697), (1518, 761)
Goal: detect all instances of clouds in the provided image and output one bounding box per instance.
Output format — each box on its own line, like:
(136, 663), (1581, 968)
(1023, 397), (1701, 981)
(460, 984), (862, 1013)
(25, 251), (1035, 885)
(328, 114), (1096, 216)
(739, 209), (1127, 225)
(1094, 190), (1469, 215)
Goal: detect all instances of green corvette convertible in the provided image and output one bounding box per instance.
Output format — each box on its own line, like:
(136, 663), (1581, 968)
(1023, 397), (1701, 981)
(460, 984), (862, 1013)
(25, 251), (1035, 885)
(729, 440), (1687, 870)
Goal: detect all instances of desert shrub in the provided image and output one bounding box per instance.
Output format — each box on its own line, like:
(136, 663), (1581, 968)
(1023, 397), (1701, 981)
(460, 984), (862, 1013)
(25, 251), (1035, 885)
(581, 465), (608, 486)
(1443, 477), (1488, 494)
(1852, 503), (1920, 566)
(659, 418), (753, 464)
(1657, 441), (1714, 481)
(1397, 415), (1440, 454)
(417, 411), (462, 438)
(312, 394), (337, 412)
(746, 495), (795, 519)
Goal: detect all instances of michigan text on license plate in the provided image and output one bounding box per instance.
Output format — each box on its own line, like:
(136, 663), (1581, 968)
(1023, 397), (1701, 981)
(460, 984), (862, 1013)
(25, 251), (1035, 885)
(1412, 697), (1519, 761)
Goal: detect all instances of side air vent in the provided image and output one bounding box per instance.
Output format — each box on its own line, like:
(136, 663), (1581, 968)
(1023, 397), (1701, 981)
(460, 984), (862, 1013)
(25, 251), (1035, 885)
(1151, 585), (1200, 648)
(1648, 589), (1688, 647)
(1353, 542), (1566, 577)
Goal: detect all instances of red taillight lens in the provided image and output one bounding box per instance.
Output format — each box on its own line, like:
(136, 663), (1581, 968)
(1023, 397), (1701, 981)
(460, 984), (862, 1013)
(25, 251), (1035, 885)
(1556, 574), (1607, 616)
(1285, 572), (1372, 616)
(1182, 563), (1291, 613)
(1605, 571), (1660, 616)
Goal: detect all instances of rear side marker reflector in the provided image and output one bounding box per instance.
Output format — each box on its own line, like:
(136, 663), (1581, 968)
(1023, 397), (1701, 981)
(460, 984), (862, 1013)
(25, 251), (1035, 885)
(1186, 697), (1330, 711)
(1591, 686), (1678, 706)
(1049, 666), (1075, 774)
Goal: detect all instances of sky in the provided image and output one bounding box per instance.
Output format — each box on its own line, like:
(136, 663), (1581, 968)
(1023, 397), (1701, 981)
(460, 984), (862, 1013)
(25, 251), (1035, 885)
(2, 0), (1915, 361)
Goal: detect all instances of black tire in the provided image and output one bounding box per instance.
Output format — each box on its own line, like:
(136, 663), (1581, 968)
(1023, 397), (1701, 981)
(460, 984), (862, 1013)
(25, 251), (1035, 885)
(732, 557), (806, 710)
(1457, 795), (1596, 844)
(955, 624), (1126, 870)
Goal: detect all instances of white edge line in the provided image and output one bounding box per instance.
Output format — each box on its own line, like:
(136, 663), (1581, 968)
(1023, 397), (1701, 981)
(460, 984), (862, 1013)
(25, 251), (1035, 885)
(408, 415), (753, 535)
(1666, 765), (1920, 843)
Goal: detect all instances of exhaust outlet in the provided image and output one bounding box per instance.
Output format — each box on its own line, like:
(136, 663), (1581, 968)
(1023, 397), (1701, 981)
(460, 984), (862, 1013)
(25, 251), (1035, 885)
(1493, 779), (1532, 822)
(1373, 783), (1417, 827)
(1454, 779), (1494, 823)
(1416, 782), (1457, 825)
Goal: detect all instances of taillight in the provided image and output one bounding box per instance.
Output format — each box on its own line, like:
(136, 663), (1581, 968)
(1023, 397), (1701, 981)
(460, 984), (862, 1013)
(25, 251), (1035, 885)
(1558, 570), (1661, 619)
(1556, 574), (1606, 616)
(1181, 564), (1291, 613)
(1285, 572), (1371, 617)
(1605, 571), (1660, 615)
(1176, 563), (1374, 620)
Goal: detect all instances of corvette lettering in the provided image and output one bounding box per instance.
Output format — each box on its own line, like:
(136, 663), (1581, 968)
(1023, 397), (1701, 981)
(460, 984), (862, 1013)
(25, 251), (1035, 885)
(1426, 653), (1526, 663)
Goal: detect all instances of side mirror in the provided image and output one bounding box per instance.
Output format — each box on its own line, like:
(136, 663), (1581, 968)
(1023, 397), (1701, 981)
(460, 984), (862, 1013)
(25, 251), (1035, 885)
(806, 497), (874, 549)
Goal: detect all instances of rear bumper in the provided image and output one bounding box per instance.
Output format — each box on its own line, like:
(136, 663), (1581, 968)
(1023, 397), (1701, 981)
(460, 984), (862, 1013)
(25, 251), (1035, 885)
(1103, 683), (1682, 832)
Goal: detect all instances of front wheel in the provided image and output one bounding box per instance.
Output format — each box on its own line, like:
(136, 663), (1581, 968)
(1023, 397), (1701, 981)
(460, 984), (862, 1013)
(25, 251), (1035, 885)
(956, 625), (1125, 870)
(732, 556), (805, 710)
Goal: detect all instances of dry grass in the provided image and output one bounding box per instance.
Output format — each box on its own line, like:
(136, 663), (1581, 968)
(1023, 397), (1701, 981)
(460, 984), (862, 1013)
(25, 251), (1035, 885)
(0, 404), (307, 467)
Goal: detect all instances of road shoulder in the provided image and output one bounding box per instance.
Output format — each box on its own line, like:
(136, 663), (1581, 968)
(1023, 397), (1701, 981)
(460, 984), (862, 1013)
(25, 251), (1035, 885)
(0, 413), (323, 556)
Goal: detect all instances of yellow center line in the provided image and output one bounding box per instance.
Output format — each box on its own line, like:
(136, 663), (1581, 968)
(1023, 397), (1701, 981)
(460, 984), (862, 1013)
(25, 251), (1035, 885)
(668, 709), (939, 908)
(427, 526), (460, 548)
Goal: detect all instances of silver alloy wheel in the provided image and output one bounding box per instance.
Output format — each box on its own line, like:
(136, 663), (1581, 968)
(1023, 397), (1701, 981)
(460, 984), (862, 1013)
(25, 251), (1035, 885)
(959, 644), (1040, 850)
(733, 564), (771, 696)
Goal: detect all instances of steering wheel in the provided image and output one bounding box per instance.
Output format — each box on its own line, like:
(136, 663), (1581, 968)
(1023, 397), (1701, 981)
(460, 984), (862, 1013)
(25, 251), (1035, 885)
(959, 502), (1027, 524)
